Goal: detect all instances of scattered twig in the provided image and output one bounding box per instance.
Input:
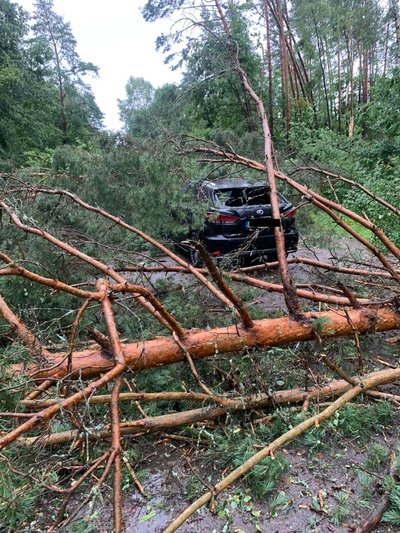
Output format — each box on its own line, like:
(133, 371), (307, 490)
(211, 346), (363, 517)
(122, 453), (147, 497)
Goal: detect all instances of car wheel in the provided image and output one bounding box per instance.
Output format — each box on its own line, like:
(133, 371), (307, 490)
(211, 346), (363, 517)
(189, 232), (203, 267)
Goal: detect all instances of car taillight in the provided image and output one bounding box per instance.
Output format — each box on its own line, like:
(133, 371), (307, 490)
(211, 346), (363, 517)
(284, 208), (297, 218)
(207, 213), (240, 223)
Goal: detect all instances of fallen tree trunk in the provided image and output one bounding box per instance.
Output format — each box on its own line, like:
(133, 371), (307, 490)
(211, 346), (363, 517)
(21, 371), (400, 411)
(32, 306), (400, 380)
(15, 367), (400, 447)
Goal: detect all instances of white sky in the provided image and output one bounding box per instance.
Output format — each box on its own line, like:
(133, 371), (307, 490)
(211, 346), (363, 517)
(17, 0), (181, 130)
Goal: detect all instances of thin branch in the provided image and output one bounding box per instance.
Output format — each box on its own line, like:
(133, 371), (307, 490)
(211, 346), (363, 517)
(0, 292), (44, 359)
(0, 202), (176, 332)
(294, 166), (400, 219)
(193, 241), (254, 328)
(96, 278), (126, 533)
(213, 0), (302, 317)
(0, 251), (99, 300)
(173, 331), (215, 397)
(9, 186), (240, 314)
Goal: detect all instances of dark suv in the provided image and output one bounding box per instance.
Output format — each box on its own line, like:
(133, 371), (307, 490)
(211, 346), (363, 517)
(183, 177), (299, 265)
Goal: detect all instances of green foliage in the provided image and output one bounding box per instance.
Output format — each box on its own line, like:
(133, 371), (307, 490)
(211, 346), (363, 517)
(302, 402), (394, 453)
(0, 1), (399, 530)
(364, 443), (389, 470)
(66, 519), (99, 533)
(268, 490), (291, 517)
(32, 0), (102, 141)
(383, 485), (400, 527)
(382, 448), (400, 526)
(0, 0), (102, 166)
(289, 117), (400, 245)
(0, 460), (43, 529)
(118, 76), (155, 136)
(202, 429), (289, 499)
(311, 316), (330, 334)
(331, 491), (350, 526)
(356, 468), (373, 502)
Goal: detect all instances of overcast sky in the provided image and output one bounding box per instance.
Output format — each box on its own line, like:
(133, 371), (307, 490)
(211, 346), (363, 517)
(17, 0), (181, 130)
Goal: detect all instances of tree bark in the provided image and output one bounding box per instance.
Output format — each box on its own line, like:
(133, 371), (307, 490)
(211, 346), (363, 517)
(338, 42), (342, 131)
(313, 13), (331, 128)
(15, 368), (400, 448)
(0, 293), (43, 358)
(213, 0), (301, 316)
(30, 306), (400, 381)
(348, 28), (355, 136)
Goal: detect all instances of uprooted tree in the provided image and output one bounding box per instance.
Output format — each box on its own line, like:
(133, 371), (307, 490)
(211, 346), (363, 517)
(1, 1), (400, 532)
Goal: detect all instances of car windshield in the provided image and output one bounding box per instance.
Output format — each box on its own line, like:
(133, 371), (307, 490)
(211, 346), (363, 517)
(215, 187), (270, 207)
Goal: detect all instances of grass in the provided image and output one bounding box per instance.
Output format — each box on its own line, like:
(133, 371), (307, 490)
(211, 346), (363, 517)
(302, 208), (373, 247)
(331, 491), (350, 526)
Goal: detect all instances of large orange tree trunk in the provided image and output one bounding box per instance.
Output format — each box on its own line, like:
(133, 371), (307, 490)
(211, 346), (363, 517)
(33, 306), (400, 380)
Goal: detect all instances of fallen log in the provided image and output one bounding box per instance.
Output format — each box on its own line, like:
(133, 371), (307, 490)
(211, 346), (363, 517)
(32, 306), (400, 380)
(21, 391), (221, 410)
(21, 369), (400, 411)
(15, 366), (400, 447)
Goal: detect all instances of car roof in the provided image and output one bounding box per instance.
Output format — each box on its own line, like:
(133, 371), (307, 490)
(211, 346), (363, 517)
(202, 178), (269, 190)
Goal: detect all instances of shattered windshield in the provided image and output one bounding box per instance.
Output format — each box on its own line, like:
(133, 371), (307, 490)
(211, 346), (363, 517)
(215, 187), (270, 207)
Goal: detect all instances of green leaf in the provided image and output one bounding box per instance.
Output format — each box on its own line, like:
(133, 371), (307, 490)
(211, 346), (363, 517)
(138, 510), (156, 523)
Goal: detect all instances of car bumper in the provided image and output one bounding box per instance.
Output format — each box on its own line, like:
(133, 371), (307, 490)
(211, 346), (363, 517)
(203, 229), (299, 256)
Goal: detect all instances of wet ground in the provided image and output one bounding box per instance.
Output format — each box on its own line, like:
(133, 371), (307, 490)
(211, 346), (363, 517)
(91, 420), (400, 533)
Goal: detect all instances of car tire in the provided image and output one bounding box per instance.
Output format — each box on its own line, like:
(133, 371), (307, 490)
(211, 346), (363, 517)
(189, 232), (203, 267)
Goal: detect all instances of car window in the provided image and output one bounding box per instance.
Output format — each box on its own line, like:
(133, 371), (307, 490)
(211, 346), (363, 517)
(215, 187), (270, 207)
(246, 187), (270, 205)
(215, 189), (245, 206)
